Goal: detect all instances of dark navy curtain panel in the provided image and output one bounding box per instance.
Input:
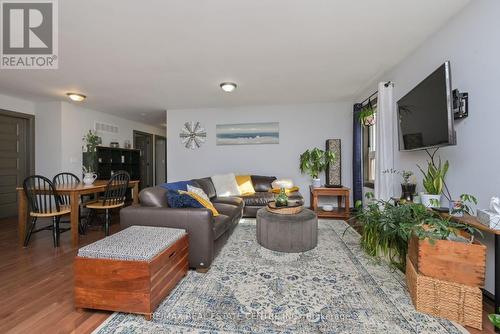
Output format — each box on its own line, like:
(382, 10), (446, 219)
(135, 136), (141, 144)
(352, 103), (363, 205)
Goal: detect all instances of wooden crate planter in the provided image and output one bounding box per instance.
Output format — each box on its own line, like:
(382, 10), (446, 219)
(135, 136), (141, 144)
(74, 228), (189, 319)
(406, 256), (483, 330)
(408, 232), (486, 287)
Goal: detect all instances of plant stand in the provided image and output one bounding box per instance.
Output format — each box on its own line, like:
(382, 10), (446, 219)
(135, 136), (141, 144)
(309, 186), (350, 220)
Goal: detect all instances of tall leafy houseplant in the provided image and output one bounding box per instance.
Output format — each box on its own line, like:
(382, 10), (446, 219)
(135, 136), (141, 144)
(83, 130), (100, 173)
(417, 158), (449, 208)
(299, 148), (335, 188)
(354, 193), (479, 271)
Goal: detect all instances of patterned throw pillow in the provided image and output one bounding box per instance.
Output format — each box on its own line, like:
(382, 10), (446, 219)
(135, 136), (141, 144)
(187, 185), (211, 202)
(166, 189), (204, 209)
(160, 180), (193, 192)
(179, 191), (219, 216)
(211, 173), (241, 197)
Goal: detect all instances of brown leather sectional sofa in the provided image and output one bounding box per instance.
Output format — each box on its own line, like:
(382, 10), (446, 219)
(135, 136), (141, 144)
(120, 175), (303, 270)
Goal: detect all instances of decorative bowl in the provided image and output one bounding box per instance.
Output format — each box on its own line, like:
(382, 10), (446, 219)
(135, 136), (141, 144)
(322, 205), (334, 212)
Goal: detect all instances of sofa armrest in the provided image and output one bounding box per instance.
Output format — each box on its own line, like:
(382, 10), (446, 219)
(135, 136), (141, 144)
(120, 205), (215, 269)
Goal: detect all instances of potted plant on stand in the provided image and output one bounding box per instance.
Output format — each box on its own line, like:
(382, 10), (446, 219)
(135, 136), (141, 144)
(299, 147), (335, 188)
(417, 158), (449, 208)
(82, 130), (100, 185)
(383, 169), (416, 201)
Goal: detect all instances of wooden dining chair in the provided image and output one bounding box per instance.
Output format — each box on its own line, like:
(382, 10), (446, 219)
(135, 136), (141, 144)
(23, 175), (71, 247)
(53, 172), (86, 234)
(85, 171), (130, 236)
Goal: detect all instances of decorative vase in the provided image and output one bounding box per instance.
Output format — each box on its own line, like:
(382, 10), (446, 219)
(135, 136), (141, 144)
(401, 183), (416, 201)
(421, 194), (441, 208)
(275, 188), (289, 207)
(312, 178), (322, 188)
(83, 172), (97, 185)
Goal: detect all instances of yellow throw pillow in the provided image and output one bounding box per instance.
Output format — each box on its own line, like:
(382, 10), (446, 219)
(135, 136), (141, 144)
(179, 190), (220, 216)
(235, 175), (256, 195)
(269, 186), (300, 194)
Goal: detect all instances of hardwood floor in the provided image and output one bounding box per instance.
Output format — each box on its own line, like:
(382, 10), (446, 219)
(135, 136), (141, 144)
(0, 215), (497, 333)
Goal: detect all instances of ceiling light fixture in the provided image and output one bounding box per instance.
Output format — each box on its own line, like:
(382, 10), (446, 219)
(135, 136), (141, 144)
(66, 92), (86, 102)
(220, 82), (237, 93)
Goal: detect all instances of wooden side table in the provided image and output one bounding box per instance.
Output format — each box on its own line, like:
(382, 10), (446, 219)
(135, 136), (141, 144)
(310, 186), (350, 220)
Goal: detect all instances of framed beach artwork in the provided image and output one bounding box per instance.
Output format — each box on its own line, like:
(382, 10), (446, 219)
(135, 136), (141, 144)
(216, 122), (279, 145)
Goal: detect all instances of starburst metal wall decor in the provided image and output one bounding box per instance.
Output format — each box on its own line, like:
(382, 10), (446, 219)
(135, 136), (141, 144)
(179, 121), (206, 149)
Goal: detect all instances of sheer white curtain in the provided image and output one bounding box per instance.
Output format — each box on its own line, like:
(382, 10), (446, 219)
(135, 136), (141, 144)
(374, 82), (395, 200)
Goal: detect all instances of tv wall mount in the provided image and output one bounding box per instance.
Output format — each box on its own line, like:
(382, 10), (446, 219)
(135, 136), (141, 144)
(453, 89), (468, 120)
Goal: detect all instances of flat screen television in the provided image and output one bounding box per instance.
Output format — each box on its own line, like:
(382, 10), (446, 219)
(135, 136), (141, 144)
(397, 61), (456, 151)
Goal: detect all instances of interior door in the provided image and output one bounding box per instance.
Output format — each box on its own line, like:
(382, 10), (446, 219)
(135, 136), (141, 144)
(154, 136), (166, 185)
(0, 114), (28, 218)
(133, 131), (153, 190)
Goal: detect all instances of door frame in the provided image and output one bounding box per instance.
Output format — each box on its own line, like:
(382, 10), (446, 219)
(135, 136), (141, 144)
(0, 109), (35, 178)
(154, 134), (167, 184)
(133, 130), (154, 188)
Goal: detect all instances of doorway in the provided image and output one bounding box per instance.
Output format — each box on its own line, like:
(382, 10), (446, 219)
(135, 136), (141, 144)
(0, 110), (35, 218)
(154, 135), (166, 185)
(133, 130), (153, 190)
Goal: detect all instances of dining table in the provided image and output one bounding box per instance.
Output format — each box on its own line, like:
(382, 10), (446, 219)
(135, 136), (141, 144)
(16, 180), (140, 248)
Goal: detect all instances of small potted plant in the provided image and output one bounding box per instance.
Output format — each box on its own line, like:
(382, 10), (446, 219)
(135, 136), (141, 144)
(417, 158), (449, 208)
(449, 193), (478, 217)
(82, 130), (101, 183)
(299, 147), (335, 188)
(383, 169), (416, 201)
(358, 103), (376, 127)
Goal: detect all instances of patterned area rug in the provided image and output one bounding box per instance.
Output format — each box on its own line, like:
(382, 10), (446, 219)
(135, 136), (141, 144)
(94, 219), (467, 334)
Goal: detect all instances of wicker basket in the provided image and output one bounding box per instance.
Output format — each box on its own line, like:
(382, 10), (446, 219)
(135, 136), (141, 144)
(267, 201), (304, 215)
(406, 256), (483, 330)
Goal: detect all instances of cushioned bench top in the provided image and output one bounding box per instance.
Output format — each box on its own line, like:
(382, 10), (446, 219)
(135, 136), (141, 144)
(77, 226), (186, 261)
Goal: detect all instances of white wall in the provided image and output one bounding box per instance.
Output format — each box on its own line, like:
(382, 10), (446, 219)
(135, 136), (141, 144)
(355, 0), (499, 295)
(34, 102), (63, 177)
(0, 93), (36, 115)
(167, 102), (353, 206)
(60, 102), (165, 177)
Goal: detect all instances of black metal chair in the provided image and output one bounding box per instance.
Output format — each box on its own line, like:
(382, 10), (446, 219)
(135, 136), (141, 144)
(53, 172), (87, 234)
(85, 171), (130, 236)
(23, 175), (71, 247)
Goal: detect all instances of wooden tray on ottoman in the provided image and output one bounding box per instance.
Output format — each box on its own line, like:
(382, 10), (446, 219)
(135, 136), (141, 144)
(267, 201), (304, 215)
(406, 256), (483, 330)
(74, 226), (188, 320)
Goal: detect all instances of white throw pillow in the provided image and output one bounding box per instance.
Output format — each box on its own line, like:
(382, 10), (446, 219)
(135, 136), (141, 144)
(211, 173), (241, 197)
(187, 185), (210, 202)
(272, 178), (294, 189)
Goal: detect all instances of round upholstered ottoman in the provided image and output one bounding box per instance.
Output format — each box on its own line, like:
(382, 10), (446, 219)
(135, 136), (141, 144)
(256, 208), (318, 253)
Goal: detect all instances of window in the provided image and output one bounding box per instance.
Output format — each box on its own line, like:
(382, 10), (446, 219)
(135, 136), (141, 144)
(362, 105), (377, 188)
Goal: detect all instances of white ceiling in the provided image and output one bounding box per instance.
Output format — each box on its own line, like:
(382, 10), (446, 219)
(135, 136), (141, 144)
(0, 0), (470, 126)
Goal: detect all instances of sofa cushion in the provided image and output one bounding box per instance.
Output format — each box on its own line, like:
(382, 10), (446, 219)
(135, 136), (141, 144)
(213, 214), (231, 239)
(213, 202), (241, 219)
(211, 173), (240, 197)
(251, 175), (277, 192)
(166, 189), (204, 209)
(212, 196), (244, 209)
(191, 177), (217, 199)
(241, 192), (275, 206)
(139, 186), (169, 207)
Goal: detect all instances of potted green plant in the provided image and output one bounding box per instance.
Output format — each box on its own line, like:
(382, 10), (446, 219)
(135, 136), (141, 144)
(82, 130), (101, 184)
(449, 193), (478, 217)
(417, 158), (449, 208)
(489, 309), (500, 329)
(358, 103), (376, 127)
(383, 169), (416, 201)
(299, 147), (335, 188)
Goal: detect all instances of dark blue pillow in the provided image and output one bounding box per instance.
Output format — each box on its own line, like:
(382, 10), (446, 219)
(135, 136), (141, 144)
(166, 189), (204, 209)
(160, 180), (193, 192)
